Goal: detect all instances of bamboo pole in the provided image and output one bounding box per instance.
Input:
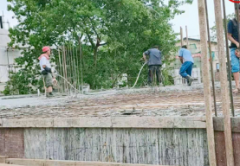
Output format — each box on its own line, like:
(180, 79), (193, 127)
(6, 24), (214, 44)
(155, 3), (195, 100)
(63, 46), (68, 92)
(61, 46), (66, 91)
(197, 0), (217, 166)
(68, 44), (72, 85)
(70, 44), (74, 85)
(213, 0), (234, 165)
(79, 37), (84, 93)
(58, 48), (63, 93)
(75, 45), (78, 90)
(185, 26), (189, 48)
(222, 0), (235, 116)
(70, 43), (76, 90)
(180, 26), (183, 47)
(204, 0), (217, 116)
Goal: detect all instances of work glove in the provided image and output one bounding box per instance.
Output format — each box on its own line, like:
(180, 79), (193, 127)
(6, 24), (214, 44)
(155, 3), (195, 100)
(44, 66), (52, 73)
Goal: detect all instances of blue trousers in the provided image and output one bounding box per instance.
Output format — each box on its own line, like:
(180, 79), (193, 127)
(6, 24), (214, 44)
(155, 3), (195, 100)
(179, 61), (193, 78)
(230, 48), (240, 73)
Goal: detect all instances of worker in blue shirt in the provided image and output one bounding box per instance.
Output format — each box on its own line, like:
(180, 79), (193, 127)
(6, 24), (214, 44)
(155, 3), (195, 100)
(178, 45), (194, 86)
(227, 5), (240, 93)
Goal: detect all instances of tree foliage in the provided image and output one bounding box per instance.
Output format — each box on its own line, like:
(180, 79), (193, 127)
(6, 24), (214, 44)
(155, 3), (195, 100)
(210, 13), (235, 41)
(4, 0), (193, 95)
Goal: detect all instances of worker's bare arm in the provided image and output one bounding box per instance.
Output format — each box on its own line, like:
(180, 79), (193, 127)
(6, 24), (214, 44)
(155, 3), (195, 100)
(179, 57), (183, 64)
(143, 53), (147, 62)
(228, 33), (239, 48)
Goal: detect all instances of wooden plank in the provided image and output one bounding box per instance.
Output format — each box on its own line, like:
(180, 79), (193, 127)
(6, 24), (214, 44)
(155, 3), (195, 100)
(78, 128), (86, 161)
(0, 164), (23, 166)
(111, 117), (206, 129)
(213, 0), (234, 166)
(4, 129), (24, 158)
(0, 130), (5, 156)
(187, 129), (205, 166)
(185, 26), (189, 48)
(24, 129), (46, 159)
(6, 158), (175, 166)
(0, 129), (25, 158)
(146, 129), (158, 165)
(1, 118), (54, 128)
(115, 129), (124, 163)
(123, 129), (130, 163)
(46, 129), (65, 160)
(0, 117), (206, 128)
(214, 132), (227, 166)
(197, 0), (217, 166)
(233, 133), (240, 165)
(214, 117), (240, 132)
(129, 129), (138, 164)
(177, 129), (188, 166)
(180, 27), (183, 47)
(91, 129), (101, 162)
(0, 156), (7, 163)
(22, 128), (208, 165)
(159, 129), (174, 165)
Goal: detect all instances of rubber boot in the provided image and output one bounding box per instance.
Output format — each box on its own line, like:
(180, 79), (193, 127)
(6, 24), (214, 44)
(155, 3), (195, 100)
(186, 75), (194, 86)
(46, 92), (54, 97)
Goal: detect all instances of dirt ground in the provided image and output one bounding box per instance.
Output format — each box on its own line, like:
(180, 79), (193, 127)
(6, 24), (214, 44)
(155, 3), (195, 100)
(1, 86), (240, 119)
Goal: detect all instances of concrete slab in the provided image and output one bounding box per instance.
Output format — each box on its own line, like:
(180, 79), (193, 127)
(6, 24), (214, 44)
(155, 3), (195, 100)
(0, 84), (240, 121)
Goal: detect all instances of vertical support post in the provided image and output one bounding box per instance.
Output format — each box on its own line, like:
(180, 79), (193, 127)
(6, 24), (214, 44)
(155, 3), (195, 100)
(180, 26), (183, 47)
(204, 0), (218, 117)
(222, 0), (235, 116)
(63, 46), (68, 92)
(213, 0), (234, 165)
(185, 26), (189, 48)
(79, 37), (84, 94)
(58, 49), (63, 93)
(197, 1), (217, 166)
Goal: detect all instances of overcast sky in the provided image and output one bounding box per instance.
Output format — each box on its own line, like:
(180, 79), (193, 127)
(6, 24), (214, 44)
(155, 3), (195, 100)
(0, 0), (236, 39)
(170, 0), (235, 39)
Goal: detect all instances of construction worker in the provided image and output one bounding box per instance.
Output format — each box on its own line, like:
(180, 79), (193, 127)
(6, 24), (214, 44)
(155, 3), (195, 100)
(38, 46), (56, 97)
(143, 45), (162, 85)
(178, 45), (194, 86)
(227, 5), (240, 93)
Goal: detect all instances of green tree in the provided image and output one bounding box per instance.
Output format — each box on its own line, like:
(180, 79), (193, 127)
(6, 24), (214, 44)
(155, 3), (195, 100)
(210, 13), (235, 41)
(4, 0), (193, 95)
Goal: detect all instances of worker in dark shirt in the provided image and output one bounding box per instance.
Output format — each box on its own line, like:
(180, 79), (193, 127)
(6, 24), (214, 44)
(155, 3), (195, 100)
(143, 45), (162, 85)
(227, 5), (240, 93)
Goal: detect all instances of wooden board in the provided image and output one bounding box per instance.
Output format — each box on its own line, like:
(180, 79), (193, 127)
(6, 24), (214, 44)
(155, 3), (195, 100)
(24, 128), (208, 166)
(6, 158), (175, 166)
(0, 129), (24, 158)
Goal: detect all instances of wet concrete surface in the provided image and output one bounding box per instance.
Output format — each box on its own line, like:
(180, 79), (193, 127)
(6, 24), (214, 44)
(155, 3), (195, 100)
(1, 83), (240, 119)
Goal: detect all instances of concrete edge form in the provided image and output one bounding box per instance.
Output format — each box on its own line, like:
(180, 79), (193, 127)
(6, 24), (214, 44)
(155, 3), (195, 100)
(6, 158), (174, 166)
(0, 117), (206, 128)
(0, 164), (23, 166)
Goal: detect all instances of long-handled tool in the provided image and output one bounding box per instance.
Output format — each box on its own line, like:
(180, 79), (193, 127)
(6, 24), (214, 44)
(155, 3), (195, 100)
(132, 62), (147, 88)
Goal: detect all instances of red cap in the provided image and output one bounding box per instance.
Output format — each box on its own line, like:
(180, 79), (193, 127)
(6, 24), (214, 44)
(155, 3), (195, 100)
(42, 46), (50, 53)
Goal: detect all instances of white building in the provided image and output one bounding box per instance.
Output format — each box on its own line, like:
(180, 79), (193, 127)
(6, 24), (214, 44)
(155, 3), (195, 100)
(0, 16), (22, 92)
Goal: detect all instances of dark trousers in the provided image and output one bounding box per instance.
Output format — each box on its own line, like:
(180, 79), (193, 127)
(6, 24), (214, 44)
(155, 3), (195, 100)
(148, 65), (161, 85)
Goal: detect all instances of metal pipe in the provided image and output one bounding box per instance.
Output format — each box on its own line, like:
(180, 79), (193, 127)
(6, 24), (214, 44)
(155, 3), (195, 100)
(222, 0), (235, 116)
(204, 0), (218, 117)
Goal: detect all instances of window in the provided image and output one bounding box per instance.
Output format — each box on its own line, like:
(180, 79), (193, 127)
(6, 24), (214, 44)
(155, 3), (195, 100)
(216, 63), (220, 72)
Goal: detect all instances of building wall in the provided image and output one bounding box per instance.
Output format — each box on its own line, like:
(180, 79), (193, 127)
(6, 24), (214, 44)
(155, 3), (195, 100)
(0, 29), (22, 91)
